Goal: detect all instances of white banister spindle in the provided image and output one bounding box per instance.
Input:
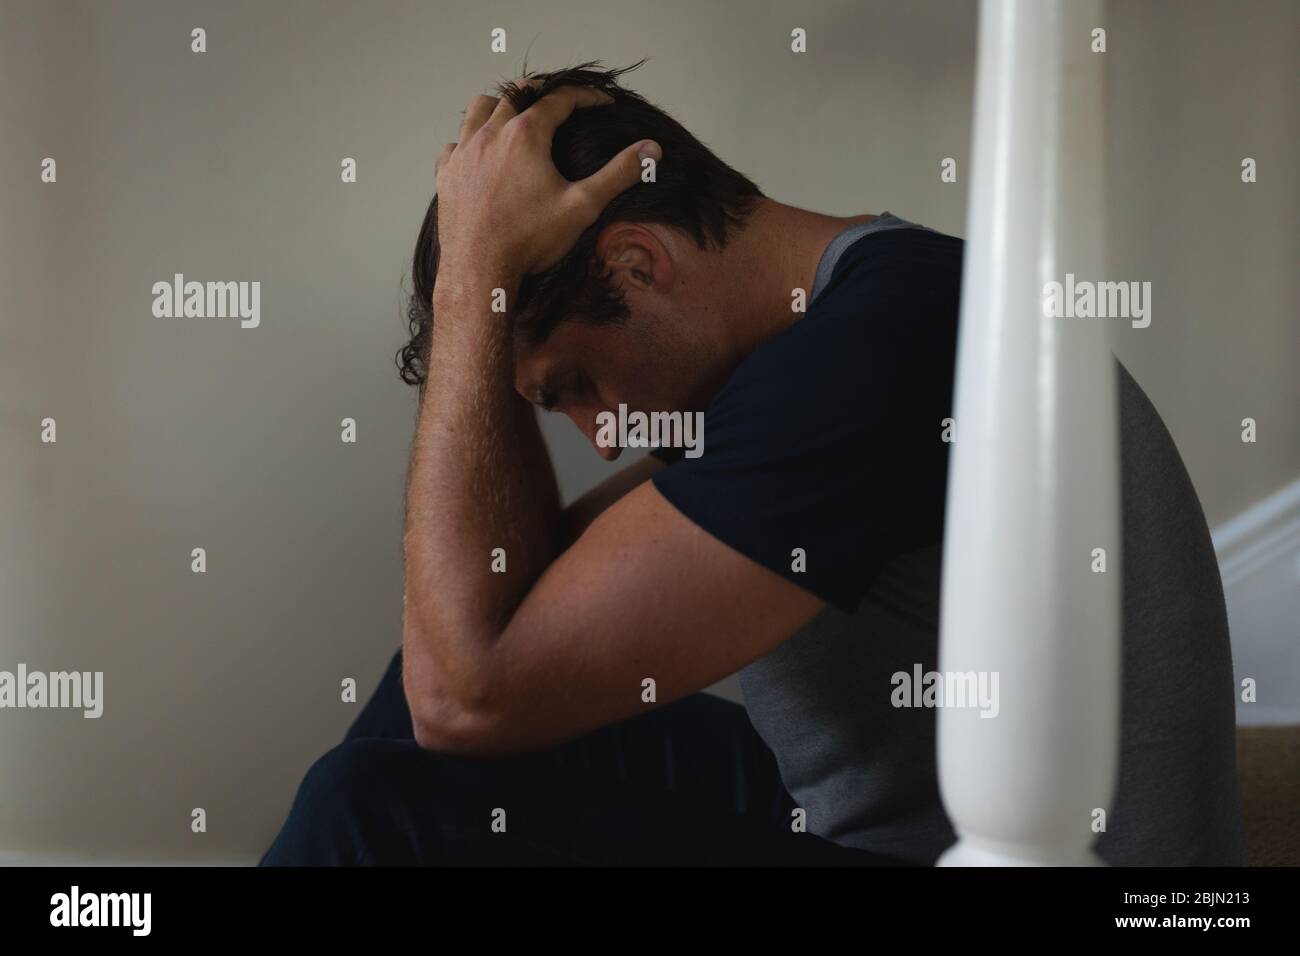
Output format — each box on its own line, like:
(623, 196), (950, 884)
(936, 0), (1121, 866)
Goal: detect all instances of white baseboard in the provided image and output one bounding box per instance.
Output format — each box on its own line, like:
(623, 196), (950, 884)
(1213, 477), (1300, 727)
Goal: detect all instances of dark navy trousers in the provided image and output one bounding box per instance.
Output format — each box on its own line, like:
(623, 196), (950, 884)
(260, 648), (904, 866)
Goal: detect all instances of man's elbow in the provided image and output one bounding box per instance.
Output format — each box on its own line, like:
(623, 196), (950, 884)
(401, 649), (506, 757)
(408, 693), (503, 756)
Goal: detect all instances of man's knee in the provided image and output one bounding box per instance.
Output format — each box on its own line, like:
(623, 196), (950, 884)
(295, 738), (418, 814)
(262, 739), (422, 865)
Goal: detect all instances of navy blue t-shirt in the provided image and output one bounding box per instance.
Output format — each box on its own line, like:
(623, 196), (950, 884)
(645, 218), (1246, 866)
(651, 225), (965, 612)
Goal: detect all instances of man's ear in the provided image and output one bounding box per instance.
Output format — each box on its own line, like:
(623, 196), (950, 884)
(595, 222), (674, 293)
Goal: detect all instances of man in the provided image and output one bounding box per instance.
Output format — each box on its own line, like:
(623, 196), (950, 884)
(262, 63), (1246, 866)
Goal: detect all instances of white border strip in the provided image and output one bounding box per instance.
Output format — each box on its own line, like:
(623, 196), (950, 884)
(1212, 477), (1300, 588)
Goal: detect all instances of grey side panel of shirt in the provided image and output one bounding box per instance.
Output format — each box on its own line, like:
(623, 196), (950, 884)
(738, 217), (1247, 865)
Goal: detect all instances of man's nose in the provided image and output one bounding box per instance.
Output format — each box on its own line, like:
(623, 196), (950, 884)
(570, 408), (622, 462)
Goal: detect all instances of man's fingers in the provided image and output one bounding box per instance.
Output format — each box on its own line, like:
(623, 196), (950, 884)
(523, 85), (615, 137)
(572, 138), (660, 214)
(485, 77), (539, 129)
(459, 95), (498, 142)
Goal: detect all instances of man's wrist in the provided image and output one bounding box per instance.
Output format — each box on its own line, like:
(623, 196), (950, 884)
(428, 262), (521, 370)
(433, 256), (523, 307)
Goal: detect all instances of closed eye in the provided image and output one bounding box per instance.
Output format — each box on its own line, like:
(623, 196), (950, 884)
(537, 370), (587, 413)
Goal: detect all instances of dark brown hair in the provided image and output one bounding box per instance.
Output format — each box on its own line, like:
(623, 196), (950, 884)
(398, 60), (764, 388)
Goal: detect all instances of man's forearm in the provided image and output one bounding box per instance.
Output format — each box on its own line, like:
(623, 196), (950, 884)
(402, 269), (562, 722)
(398, 81), (648, 746)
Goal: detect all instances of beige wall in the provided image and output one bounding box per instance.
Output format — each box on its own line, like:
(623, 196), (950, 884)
(1, 0), (1295, 861)
(1106, 1), (1300, 523)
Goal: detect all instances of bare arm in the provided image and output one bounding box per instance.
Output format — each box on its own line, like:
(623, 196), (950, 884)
(401, 266), (565, 748)
(560, 454), (663, 544)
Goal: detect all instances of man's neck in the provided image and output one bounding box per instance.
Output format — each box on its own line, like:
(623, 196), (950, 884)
(715, 199), (878, 363)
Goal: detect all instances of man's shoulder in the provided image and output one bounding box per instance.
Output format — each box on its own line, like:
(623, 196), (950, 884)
(713, 225), (965, 420)
(813, 224), (965, 311)
(758, 225), (963, 360)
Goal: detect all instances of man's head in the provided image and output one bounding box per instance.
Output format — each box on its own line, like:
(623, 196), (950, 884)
(399, 61), (765, 458)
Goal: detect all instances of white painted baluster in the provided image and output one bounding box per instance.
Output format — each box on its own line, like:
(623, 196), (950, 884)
(936, 0), (1120, 866)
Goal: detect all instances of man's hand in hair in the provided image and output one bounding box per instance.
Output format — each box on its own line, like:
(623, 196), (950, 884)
(433, 81), (661, 287)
